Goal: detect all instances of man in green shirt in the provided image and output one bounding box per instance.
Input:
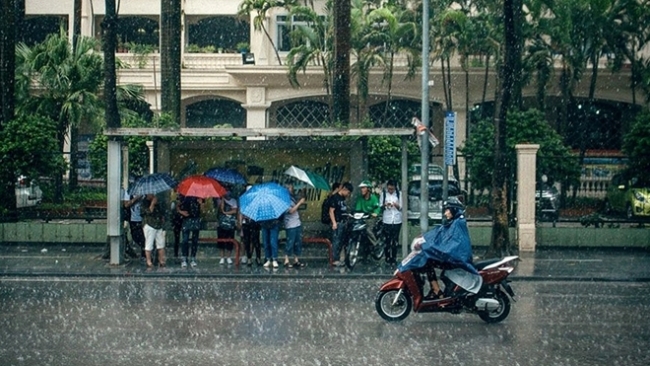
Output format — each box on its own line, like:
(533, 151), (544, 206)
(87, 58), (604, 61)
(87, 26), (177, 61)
(354, 180), (381, 246)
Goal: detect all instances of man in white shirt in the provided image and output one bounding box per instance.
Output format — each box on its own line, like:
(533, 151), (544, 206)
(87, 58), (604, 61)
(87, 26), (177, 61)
(379, 179), (402, 265)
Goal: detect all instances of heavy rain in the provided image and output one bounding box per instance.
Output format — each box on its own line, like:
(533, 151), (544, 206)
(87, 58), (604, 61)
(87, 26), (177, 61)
(1, 0), (650, 365)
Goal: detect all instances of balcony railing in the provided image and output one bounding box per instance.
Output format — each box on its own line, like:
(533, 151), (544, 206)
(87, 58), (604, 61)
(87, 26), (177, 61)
(115, 51), (628, 71)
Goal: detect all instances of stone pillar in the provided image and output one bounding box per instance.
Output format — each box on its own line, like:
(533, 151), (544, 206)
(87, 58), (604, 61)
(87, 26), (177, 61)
(107, 140), (124, 265)
(515, 144), (539, 252)
(146, 140), (154, 174)
(244, 86), (270, 141)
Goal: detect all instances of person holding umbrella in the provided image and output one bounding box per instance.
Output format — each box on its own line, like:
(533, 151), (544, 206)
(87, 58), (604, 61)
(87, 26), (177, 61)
(141, 193), (168, 268)
(283, 181), (306, 268)
(217, 190), (238, 265)
(239, 182), (292, 269)
(177, 196), (203, 268)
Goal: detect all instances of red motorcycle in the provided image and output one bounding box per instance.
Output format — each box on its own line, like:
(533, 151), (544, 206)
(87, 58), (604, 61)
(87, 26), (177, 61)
(375, 254), (519, 323)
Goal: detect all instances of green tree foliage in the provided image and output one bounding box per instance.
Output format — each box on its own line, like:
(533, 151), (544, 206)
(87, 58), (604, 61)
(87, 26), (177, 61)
(461, 109), (580, 194)
(622, 109), (650, 182)
(88, 114), (151, 180)
(0, 114), (66, 209)
(367, 135), (419, 185)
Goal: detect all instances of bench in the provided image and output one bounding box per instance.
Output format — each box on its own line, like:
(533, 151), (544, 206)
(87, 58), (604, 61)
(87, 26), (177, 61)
(198, 238), (241, 267)
(302, 237), (333, 267)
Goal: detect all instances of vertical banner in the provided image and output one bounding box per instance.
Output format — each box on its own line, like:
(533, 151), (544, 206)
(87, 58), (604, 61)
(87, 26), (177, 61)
(444, 111), (456, 166)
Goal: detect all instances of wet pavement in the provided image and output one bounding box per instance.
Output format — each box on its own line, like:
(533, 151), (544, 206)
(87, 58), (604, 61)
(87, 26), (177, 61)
(1, 278), (649, 365)
(0, 242), (649, 281)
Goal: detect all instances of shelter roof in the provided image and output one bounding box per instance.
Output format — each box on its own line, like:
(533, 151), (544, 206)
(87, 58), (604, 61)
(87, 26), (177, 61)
(104, 127), (414, 138)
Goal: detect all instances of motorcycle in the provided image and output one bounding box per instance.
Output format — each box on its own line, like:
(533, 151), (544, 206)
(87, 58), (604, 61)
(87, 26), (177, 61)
(344, 212), (384, 270)
(375, 253), (519, 323)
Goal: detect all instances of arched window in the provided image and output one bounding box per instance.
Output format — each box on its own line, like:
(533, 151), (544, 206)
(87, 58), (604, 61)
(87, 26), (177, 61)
(274, 100), (331, 128)
(369, 100), (433, 128)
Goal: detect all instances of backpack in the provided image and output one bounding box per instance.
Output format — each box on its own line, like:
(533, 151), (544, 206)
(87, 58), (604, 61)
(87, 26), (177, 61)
(381, 187), (400, 207)
(320, 196), (333, 224)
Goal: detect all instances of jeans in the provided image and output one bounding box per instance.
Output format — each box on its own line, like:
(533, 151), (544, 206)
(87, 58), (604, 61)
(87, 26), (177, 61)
(262, 224), (279, 260)
(242, 223), (261, 259)
(285, 225), (303, 257)
(181, 229), (199, 258)
(331, 224), (346, 262)
(382, 223), (402, 262)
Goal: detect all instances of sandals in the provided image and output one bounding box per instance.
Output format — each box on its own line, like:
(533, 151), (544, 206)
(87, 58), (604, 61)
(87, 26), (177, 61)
(293, 261), (306, 268)
(424, 290), (444, 300)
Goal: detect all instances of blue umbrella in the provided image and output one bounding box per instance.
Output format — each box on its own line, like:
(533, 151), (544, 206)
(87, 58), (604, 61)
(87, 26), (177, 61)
(204, 167), (247, 185)
(129, 173), (177, 196)
(239, 182), (292, 222)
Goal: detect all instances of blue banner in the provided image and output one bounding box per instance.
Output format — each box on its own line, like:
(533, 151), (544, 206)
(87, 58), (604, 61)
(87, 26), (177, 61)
(444, 111), (456, 166)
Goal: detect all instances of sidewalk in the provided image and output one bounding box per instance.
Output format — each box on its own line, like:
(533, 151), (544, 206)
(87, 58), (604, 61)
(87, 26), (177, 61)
(0, 242), (649, 281)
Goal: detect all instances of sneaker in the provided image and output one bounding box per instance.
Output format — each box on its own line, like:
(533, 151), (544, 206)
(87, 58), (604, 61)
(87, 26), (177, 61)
(181, 259), (188, 268)
(190, 258), (197, 267)
(241, 256), (248, 264)
(263, 260), (271, 268)
(333, 261), (344, 267)
(219, 258), (225, 265)
(272, 260), (279, 268)
(227, 257), (233, 265)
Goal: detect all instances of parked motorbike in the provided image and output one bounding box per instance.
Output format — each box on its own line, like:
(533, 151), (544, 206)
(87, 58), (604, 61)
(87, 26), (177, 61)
(375, 253), (519, 323)
(344, 212), (384, 270)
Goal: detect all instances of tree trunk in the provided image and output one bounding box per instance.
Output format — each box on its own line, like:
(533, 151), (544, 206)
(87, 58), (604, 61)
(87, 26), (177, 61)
(332, 0), (350, 125)
(68, 0), (82, 191)
(0, 0), (17, 212)
(161, 0), (181, 126)
(104, 0), (120, 129)
(488, 0), (522, 257)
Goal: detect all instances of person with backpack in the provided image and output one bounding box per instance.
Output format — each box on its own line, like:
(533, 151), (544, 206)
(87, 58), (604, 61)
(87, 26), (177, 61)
(379, 179), (402, 265)
(326, 182), (353, 266)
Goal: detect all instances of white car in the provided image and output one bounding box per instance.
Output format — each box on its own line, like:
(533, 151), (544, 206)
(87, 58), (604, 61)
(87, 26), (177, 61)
(406, 170), (463, 223)
(15, 176), (43, 208)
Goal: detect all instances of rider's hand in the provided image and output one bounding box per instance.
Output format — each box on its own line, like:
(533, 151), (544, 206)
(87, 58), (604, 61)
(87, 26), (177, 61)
(413, 242), (422, 251)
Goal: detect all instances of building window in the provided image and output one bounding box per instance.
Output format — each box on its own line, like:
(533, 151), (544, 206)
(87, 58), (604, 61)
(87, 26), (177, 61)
(186, 99), (245, 128)
(276, 15), (325, 52)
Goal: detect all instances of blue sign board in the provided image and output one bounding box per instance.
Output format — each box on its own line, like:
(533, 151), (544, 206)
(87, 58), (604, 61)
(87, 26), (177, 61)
(444, 111), (456, 166)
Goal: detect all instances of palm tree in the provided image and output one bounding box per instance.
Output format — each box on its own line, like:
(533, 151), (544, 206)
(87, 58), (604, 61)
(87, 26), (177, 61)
(365, 4), (419, 125)
(285, 2), (333, 116)
(350, 0), (383, 123)
(239, 0), (295, 66)
(16, 28), (104, 202)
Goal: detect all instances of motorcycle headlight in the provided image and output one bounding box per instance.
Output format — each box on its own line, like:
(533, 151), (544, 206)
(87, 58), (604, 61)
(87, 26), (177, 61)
(634, 191), (645, 202)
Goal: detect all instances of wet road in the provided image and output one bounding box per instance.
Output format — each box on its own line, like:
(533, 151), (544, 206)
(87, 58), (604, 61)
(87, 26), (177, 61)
(1, 278), (649, 366)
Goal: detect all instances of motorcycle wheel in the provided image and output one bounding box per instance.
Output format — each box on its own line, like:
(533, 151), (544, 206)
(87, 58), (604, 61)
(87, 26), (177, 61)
(375, 289), (412, 321)
(477, 290), (511, 324)
(370, 238), (385, 260)
(345, 236), (361, 270)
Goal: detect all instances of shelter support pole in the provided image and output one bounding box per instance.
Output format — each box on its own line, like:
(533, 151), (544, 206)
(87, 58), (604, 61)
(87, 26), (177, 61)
(515, 144), (539, 252)
(401, 136), (409, 257)
(108, 140), (124, 265)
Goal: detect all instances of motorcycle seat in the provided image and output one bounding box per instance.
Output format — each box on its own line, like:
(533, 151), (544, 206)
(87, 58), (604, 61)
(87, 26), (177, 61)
(473, 258), (502, 270)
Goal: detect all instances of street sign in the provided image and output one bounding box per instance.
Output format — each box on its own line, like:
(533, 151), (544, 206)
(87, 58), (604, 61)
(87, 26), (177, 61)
(444, 111), (456, 166)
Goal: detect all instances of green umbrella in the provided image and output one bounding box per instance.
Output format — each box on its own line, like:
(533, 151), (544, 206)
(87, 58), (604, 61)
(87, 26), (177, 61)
(284, 166), (331, 191)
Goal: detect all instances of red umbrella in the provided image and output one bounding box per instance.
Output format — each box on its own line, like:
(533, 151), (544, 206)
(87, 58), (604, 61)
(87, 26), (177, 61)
(177, 175), (227, 198)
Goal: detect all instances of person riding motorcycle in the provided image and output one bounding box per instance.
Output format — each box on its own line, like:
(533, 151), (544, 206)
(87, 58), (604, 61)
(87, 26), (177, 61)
(354, 180), (381, 246)
(399, 197), (478, 300)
